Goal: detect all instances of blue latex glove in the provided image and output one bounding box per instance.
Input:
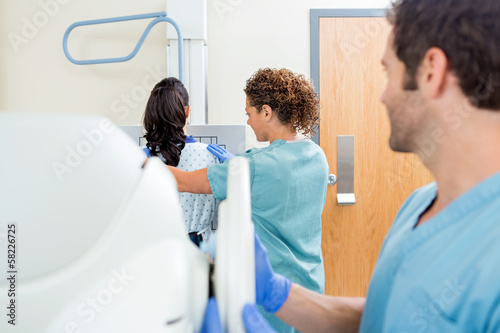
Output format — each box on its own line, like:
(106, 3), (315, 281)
(142, 147), (151, 158)
(199, 232), (217, 260)
(201, 297), (224, 333)
(254, 233), (291, 313)
(207, 144), (235, 162)
(243, 303), (277, 333)
(200, 298), (276, 333)
(201, 234), (289, 332)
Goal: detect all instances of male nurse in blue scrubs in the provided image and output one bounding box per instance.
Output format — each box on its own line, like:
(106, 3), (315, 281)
(202, 0), (500, 332)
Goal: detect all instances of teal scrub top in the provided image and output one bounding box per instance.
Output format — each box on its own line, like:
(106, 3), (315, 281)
(360, 171), (500, 332)
(208, 139), (329, 332)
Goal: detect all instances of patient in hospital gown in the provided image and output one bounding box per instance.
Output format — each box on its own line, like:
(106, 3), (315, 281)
(142, 77), (220, 246)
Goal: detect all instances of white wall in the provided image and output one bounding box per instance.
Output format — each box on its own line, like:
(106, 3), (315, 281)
(0, 0), (391, 148)
(0, 0), (167, 120)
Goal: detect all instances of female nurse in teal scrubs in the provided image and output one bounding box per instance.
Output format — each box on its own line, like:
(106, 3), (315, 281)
(168, 68), (329, 333)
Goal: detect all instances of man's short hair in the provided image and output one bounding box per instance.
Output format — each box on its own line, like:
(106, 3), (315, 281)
(388, 0), (500, 110)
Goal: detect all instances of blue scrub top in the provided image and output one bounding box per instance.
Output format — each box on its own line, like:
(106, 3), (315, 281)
(208, 139), (329, 332)
(360, 171), (500, 332)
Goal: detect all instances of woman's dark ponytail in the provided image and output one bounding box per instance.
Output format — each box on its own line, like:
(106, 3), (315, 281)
(143, 77), (189, 166)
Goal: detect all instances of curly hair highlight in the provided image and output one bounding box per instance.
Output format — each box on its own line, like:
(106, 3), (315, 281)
(244, 68), (319, 136)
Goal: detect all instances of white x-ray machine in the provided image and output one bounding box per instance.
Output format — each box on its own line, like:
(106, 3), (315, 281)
(0, 112), (254, 333)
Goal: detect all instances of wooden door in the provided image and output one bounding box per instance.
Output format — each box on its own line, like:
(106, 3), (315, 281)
(319, 17), (434, 296)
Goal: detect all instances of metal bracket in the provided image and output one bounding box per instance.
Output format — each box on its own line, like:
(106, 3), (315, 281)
(62, 11), (184, 82)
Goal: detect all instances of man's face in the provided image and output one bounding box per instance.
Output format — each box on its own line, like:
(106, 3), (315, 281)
(381, 32), (429, 153)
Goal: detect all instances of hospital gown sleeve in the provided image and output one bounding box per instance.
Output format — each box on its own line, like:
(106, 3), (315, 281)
(207, 162), (230, 201)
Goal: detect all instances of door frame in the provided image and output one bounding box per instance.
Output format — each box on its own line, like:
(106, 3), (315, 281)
(309, 8), (386, 145)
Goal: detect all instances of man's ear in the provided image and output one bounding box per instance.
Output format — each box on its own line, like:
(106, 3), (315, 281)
(419, 47), (449, 98)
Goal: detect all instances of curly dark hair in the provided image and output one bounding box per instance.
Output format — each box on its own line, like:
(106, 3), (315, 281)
(244, 68), (319, 136)
(388, 0), (500, 110)
(143, 77), (188, 166)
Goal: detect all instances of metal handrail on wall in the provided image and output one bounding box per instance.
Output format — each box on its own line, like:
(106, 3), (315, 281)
(63, 11), (184, 82)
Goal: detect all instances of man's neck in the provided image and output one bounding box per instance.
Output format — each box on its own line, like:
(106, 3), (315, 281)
(416, 113), (500, 226)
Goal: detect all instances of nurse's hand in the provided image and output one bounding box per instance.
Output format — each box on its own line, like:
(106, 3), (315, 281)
(201, 297), (276, 333)
(201, 297), (224, 333)
(243, 303), (277, 333)
(207, 144), (235, 162)
(254, 233), (291, 313)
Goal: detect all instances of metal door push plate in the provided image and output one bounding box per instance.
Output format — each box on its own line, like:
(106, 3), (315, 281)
(337, 135), (355, 205)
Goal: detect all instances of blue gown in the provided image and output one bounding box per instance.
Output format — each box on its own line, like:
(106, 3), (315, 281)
(360, 171), (500, 332)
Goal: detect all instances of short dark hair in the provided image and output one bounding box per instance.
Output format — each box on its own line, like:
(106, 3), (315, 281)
(388, 0), (500, 110)
(244, 68), (319, 136)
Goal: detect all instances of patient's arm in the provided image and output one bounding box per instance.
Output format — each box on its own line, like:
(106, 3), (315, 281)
(276, 284), (365, 333)
(167, 166), (212, 194)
